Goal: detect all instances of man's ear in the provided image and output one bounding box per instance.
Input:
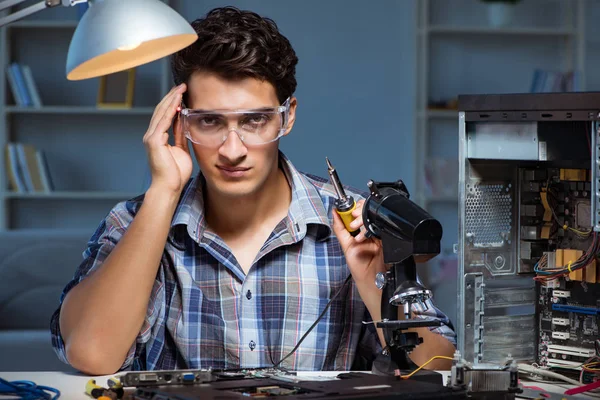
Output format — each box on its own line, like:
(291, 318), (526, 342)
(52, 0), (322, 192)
(283, 97), (297, 136)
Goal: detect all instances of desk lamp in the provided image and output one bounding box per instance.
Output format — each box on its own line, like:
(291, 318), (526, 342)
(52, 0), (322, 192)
(0, 0), (198, 80)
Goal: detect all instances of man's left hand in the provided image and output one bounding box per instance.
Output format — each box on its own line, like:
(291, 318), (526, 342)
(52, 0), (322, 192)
(331, 199), (385, 285)
(332, 199), (456, 370)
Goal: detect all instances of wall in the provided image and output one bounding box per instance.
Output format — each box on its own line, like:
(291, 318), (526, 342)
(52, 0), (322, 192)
(6, 0), (600, 370)
(173, 0), (418, 192)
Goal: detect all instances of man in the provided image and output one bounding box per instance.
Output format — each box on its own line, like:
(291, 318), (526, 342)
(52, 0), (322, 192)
(50, 6), (456, 375)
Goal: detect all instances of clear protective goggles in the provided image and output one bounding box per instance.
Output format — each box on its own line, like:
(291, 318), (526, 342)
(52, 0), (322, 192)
(180, 98), (291, 147)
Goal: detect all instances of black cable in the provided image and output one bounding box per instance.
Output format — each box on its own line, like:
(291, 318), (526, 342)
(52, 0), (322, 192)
(272, 274), (353, 368)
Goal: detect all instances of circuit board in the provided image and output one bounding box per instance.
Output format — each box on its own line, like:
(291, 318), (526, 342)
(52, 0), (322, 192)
(519, 167), (600, 383)
(128, 371), (468, 400)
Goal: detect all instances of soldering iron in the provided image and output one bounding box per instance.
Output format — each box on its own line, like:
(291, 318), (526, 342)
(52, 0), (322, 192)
(326, 157), (360, 237)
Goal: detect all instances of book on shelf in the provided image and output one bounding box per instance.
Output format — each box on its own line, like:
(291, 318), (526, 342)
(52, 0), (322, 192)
(5, 143), (26, 193)
(424, 158), (459, 200)
(4, 142), (53, 193)
(5, 62), (43, 107)
(530, 69), (578, 93)
(6, 65), (23, 106)
(21, 65), (43, 107)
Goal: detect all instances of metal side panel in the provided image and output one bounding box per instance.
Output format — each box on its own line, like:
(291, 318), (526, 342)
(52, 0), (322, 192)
(458, 118), (537, 364)
(457, 112), (467, 356)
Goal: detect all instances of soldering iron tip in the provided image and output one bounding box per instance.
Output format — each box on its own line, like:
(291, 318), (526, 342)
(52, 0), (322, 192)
(326, 157), (333, 171)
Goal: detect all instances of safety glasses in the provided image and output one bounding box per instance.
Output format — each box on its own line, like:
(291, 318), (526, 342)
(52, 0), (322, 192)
(180, 98), (291, 147)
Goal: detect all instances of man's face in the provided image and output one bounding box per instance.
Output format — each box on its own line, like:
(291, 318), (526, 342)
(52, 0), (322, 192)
(185, 71), (296, 200)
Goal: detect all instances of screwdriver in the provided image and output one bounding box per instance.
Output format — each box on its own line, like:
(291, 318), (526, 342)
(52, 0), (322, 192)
(326, 157), (360, 237)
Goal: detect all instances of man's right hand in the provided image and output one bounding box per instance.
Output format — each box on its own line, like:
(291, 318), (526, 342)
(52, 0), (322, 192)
(143, 83), (193, 195)
(60, 84), (194, 375)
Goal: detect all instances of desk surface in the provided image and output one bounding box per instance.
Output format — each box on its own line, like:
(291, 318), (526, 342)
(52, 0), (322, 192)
(0, 370), (596, 399)
(0, 371), (346, 399)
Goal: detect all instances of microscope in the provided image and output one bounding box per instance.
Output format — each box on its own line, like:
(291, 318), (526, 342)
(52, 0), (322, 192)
(361, 180), (444, 383)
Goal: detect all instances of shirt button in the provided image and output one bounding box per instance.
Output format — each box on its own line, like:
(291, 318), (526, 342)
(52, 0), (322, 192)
(246, 290), (252, 300)
(249, 340), (256, 351)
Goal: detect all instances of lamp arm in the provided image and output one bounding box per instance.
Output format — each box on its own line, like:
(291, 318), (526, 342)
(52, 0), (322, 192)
(0, 0), (87, 27)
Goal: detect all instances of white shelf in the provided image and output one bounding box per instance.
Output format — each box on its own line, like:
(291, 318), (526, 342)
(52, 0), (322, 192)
(425, 26), (576, 36)
(6, 106), (155, 115)
(0, 228), (92, 235)
(414, 0), (584, 240)
(419, 110), (459, 119)
(9, 20), (79, 29)
(5, 191), (140, 200)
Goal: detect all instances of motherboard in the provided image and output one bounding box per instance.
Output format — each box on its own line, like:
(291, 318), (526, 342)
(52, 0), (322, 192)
(519, 167), (600, 383)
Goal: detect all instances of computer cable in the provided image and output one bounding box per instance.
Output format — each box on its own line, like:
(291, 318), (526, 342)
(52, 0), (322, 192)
(518, 363), (582, 386)
(521, 377), (600, 399)
(270, 159), (359, 367)
(0, 377), (60, 399)
(398, 356), (453, 379)
(533, 231), (599, 282)
(272, 274), (353, 368)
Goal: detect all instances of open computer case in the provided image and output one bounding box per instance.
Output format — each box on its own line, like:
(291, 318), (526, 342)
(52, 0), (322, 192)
(457, 93), (600, 383)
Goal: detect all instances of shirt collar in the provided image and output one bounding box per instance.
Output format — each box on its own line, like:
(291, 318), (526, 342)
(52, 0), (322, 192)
(279, 152), (331, 240)
(169, 151), (332, 244)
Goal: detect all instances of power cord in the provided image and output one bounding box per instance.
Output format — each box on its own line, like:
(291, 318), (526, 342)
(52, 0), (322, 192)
(518, 363), (600, 398)
(270, 276), (452, 377)
(272, 274), (353, 368)
(0, 377), (60, 399)
(523, 378), (600, 400)
(399, 356), (453, 379)
(518, 363), (582, 386)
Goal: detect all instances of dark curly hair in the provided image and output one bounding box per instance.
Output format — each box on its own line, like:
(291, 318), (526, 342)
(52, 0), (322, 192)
(171, 6), (298, 105)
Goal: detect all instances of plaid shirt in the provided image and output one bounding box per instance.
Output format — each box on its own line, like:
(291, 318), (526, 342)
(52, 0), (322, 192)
(50, 152), (456, 371)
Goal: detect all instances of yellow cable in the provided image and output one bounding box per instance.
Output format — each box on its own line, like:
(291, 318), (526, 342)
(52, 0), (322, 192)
(540, 192), (552, 222)
(567, 261), (573, 273)
(568, 227), (591, 236)
(583, 362), (600, 371)
(561, 225), (591, 237)
(400, 356), (454, 379)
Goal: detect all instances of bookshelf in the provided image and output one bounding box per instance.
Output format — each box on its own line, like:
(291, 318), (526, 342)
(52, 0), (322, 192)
(426, 25), (576, 36)
(414, 0), (586, 252)
(6, 106), (156, 115)
(5, 191), (141, 200)
(413, 0), (586, 326)
(0, 2), (173, 232)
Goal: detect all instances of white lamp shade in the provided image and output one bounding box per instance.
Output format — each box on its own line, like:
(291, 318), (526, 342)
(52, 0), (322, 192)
(66, 0), (198, 80)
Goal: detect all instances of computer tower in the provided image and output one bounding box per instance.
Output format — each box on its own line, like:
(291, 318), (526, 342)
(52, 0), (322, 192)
(456, 93), (600, 382)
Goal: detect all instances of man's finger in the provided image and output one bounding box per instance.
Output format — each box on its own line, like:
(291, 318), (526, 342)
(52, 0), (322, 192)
(349, 215), (363, 231)
(148, 85), (186, 136)
(153, 91), (183, 141)
(173, 112), (189, 153)
(147, 85), (179, 135)
(354, 230), (367, 243)
(332, 211), (352, 250)
(352, 199), (364, 218)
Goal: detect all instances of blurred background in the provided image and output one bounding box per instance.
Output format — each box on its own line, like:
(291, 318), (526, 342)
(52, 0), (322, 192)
(0, 0), (597, 371)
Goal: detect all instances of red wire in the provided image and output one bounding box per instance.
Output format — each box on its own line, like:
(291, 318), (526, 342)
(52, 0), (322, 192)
(564, 379), (600, 395)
